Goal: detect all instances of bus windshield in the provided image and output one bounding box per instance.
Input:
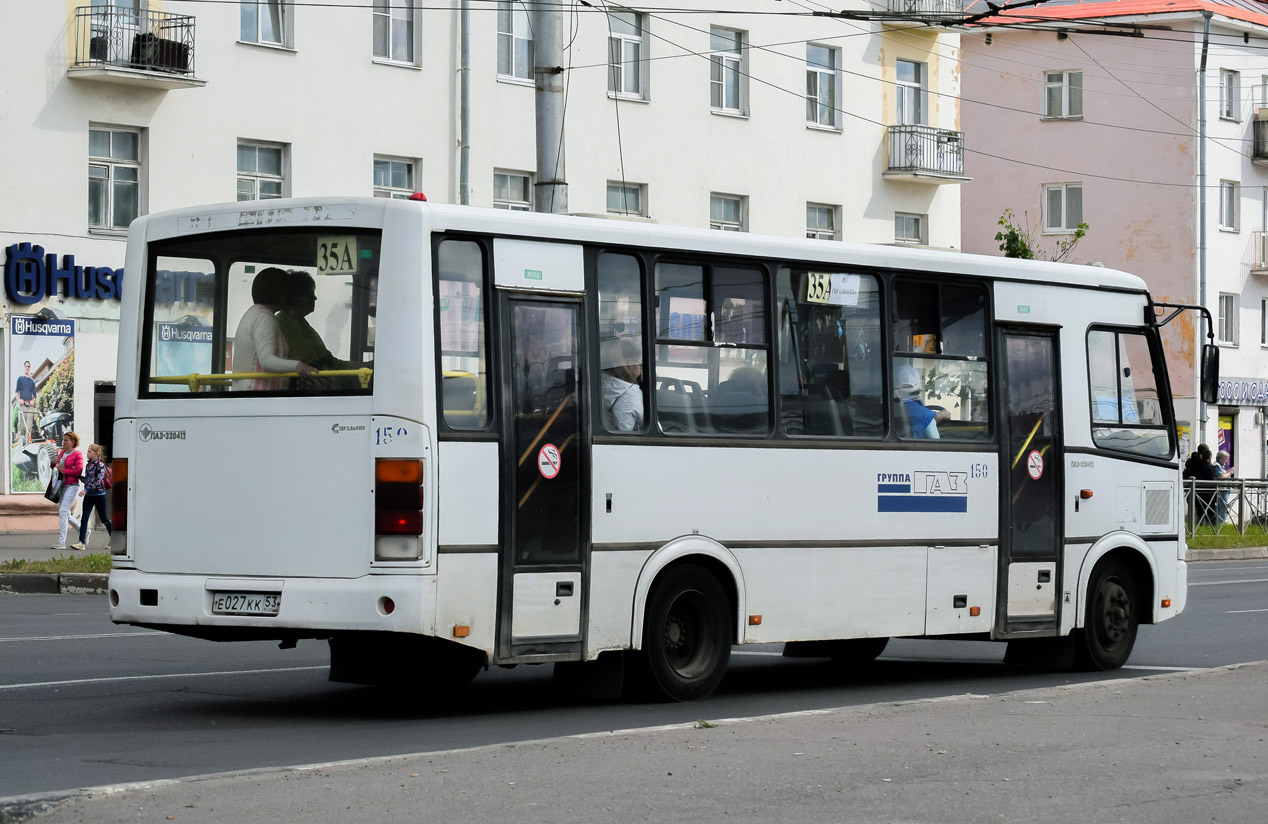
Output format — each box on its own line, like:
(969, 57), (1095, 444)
(140, 228), (380, 396)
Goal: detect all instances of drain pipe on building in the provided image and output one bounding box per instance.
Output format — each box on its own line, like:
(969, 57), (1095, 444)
(459, 0), (470, 205)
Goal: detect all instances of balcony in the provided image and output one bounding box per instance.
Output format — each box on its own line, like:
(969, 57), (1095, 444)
(1254, 117), (1268, 165)
(1252, 231), (1268, 275)
(883, 0), (966, 30)
(67, 5), (204, 89)
(884, 124), (970, 184)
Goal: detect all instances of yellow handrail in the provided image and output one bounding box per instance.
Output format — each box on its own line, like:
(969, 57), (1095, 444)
(150, 368), (374, 391)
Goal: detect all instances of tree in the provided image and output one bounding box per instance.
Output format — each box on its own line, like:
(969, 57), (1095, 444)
(995, 209), (1088, 263)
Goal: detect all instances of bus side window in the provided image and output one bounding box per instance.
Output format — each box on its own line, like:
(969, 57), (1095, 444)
(776, 267), (883, 438)
(437, 240), (490, 430)
(597, 253), (647, 434)
(891, 279), (990, 441)
(1087, 328), (1170, 458)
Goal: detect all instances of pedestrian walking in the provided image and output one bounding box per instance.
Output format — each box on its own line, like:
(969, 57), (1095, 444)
(50, 432), (83, 550)
(72, 443), (112, 551)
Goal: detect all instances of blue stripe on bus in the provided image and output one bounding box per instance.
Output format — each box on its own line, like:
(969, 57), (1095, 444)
(877, 484), (911, 494)
(877, 496), (969, 513)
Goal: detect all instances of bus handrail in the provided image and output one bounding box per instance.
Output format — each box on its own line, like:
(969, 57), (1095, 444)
(150, 368), (374, 391)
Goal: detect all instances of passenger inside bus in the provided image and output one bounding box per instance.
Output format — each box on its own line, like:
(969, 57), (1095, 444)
(600, 337), (644, 432)
(278, 271), (365, 389)
(895, 364), (950, 439)
(231, 268), (317, 391)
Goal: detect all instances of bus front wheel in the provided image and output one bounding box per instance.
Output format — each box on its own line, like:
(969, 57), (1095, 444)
(1073, 560), (1139, 671)
(641, 565), (731, 702)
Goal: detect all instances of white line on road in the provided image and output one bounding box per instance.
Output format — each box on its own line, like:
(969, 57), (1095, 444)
(0, 665), (327, 691)
(1188, 578), (1268, 586)
(0, 632), (167, 643)
(1121, 665), (1200, 672)
(1227, 608), (1268, 614)
(1192, 566), (1268, 573)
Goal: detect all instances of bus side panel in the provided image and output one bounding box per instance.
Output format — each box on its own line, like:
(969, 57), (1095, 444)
(588, 550), (647, 654)
(436, 441), (499, 546)
(435, 552), (498, 656)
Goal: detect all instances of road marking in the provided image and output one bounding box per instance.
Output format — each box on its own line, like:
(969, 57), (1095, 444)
(1121, 665), (1200, 672)
(1192, 566), (1268, 573)
(0, 632), (167, 643)
(1188, 577), (1268, 586)
(1227, 607), (1268, 614)
(732, 650), (781, 657)
(0, 665), (327, 691)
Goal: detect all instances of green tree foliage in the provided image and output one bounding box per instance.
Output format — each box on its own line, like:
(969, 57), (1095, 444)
(36, 349), (75, 419)
(995, 209), (1088, 263)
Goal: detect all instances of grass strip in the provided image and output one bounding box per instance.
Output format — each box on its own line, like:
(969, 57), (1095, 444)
(0, 553), (112, 574)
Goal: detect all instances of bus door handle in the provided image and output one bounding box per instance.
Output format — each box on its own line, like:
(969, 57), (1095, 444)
(556, 581), (574, 597)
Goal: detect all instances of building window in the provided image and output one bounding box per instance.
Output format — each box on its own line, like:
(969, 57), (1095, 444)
(237, 141), (285, 200)
(897, 59), (926, 126)
(1219, 180), (1239, 231)
(806, 44), (839, 128)
(710, 193), (746, 231)
(373, 157), (415, 198)
(373, 0), (414, 63)
(806, 203), (838, 240)
(493, 170), (532, 210)
(1261, 297), (1267, 346)
(894, 212), (926, 244)
(607, 10), (646, 99)
(1044, 70), (1083, 118)
(88, 126), (140, 230)
(1218, 293), (1239, 345)
(241, 0), (285, 46)
(1221, 69), (1241, 120)
(606, 182), (645, 216)
(1043, 183), (1083, 233)
(497, 1), (533, 81)
(709, 28), (745, 114)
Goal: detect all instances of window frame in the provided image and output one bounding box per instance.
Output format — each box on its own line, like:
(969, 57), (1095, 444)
(709, 27), (747, 116)
(88, 125), (142, 232)
(606, 9), (648, 100)
(1043, 70), (1083, 119)
(236, 140), (287, 201)
(373, 156), (416, 199)
(896, 59), (927, 126)
(1220, 68), (1241, 121)
(806, 43), (840, 129)
(606, 182), (646, 217)
(240, 0), (288, 47)
(1084, 325), (1176, 461)
(433, 234), (497, 436)
(1042, 183), (1083, 234)
(806, 203), (839, 241)
(709, 193), (746, 232)
(1218, 292), (1239, 346)
(496, 1), (534, 83)
(894, 212), (926, 245)
(1261, 297), (1267, 348)
(493, 170), (533, 211)
(1219, 179), (1239, 232)
(372, 0), (417, 65)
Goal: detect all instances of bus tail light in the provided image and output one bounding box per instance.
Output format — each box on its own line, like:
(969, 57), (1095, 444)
(376, 459), (424, 559)
(110, 459), (128, 535)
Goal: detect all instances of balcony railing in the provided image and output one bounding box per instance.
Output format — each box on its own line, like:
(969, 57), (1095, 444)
(1254, 118), (1268, 164)
(886, 124), (966, 180)
(887, 0), (966, 17)
(1252, 231), (1268, 274)
(71, 5), (196, 76)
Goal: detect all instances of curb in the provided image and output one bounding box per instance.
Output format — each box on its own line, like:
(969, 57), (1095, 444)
(0, 573), (108, 595)
(1185, 546), (1268, 562)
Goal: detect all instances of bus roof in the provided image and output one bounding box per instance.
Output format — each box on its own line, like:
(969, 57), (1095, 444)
(138, 198), (1149, 295)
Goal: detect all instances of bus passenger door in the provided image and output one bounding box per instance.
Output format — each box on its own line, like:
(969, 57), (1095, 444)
(498, 295), (588, 660)
(999, 330), (1063, 635)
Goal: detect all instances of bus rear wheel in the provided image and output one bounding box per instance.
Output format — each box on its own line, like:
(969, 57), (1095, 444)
(1073, 560), (1139, 671)
(640, 565), (731, 702)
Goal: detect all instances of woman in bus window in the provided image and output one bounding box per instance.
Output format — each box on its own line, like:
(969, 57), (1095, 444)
(231, 268), (317, 391)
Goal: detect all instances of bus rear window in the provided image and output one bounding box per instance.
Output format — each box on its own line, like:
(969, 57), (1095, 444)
(141, 229), (379, 396)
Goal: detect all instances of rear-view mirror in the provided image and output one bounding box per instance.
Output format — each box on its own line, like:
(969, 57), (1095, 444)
(1201, 344), (1220, 405)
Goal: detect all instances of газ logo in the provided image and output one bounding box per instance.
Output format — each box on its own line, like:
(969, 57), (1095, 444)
(876, 471), (969, 513)
(139, 423), (186, 442)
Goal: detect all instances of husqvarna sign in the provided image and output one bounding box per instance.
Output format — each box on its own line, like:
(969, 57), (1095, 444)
(4, 243), (123, 305)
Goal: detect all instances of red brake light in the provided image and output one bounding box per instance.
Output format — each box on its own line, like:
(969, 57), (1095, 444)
(376, 510), (423, 535)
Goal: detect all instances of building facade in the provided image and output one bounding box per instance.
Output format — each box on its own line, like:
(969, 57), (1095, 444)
(1, 1), (966, 517)
(961, 0), (1268, 477)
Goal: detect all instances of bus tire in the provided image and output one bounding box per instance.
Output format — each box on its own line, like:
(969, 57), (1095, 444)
(1073, 559), (1139, 671)
(640, 564), (731, 702)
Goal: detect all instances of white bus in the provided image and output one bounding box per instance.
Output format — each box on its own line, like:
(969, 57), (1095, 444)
(107, 197), (1209, 701)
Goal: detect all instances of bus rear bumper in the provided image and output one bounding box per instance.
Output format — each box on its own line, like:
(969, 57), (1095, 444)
(107, 569), (434, 637)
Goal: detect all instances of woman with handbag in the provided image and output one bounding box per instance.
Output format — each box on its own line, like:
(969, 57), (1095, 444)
(50, 432), (83, 550)
(71, 443), (112, 551)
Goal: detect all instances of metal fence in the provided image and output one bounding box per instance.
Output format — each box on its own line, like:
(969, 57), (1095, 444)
(886, 0), (966, 16)
(887, 124), (965, 177)
(1183, 479), (1268, 537)
(72, 5), (196, 75)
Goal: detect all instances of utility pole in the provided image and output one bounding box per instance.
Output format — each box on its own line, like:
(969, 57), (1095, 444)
(1198, 10), (1212, 439)
(534, 2), (568, 213)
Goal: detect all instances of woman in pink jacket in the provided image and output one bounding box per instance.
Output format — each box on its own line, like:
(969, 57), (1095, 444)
(51, 432), (83, 550)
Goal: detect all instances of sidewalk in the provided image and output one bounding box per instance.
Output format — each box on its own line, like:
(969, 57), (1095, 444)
(4, 662), (1265, 823)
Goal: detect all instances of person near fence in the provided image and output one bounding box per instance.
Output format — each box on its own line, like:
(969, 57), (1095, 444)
(1183, 444), (1218, 528)
(1215, 450), (1235, 525)
(50, 432), (83, 550)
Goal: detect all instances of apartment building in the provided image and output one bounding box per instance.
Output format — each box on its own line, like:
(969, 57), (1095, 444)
(961, 0), (1268, 477)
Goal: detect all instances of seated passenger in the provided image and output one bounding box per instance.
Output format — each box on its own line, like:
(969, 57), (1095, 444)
(278, 271), (364, 389)
(895, 364), (950, 439)
(600, 338), (644, 432)
(232, 268), (316, 391)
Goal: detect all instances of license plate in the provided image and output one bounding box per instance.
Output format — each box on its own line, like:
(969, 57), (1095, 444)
(211, 591), (280, 616)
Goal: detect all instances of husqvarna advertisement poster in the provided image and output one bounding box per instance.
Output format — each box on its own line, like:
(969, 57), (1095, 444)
(8, 316), (75, 493)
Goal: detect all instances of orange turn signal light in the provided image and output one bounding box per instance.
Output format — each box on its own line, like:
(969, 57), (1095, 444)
(1080, 489), (1094, 499)
(1161, 598), (1172, 608)
(969, 606), (981, 617)
(376, 459), (423, 484)
(748, 615), (762, 626)
(112, 458), (128, 483)
(452, 624), (470, 638)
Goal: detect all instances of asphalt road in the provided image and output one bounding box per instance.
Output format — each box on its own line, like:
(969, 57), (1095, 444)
(1, 560), (1265, 800)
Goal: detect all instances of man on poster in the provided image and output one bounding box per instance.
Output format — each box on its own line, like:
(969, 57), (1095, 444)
(13, 360), (39, 445)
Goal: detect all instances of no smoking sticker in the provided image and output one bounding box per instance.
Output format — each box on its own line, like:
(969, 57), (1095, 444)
(1027, 450), (1044, 480)
(538, 444), (561, 479)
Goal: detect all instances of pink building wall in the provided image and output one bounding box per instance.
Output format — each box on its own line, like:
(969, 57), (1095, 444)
(960, 26), (1199, 403)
